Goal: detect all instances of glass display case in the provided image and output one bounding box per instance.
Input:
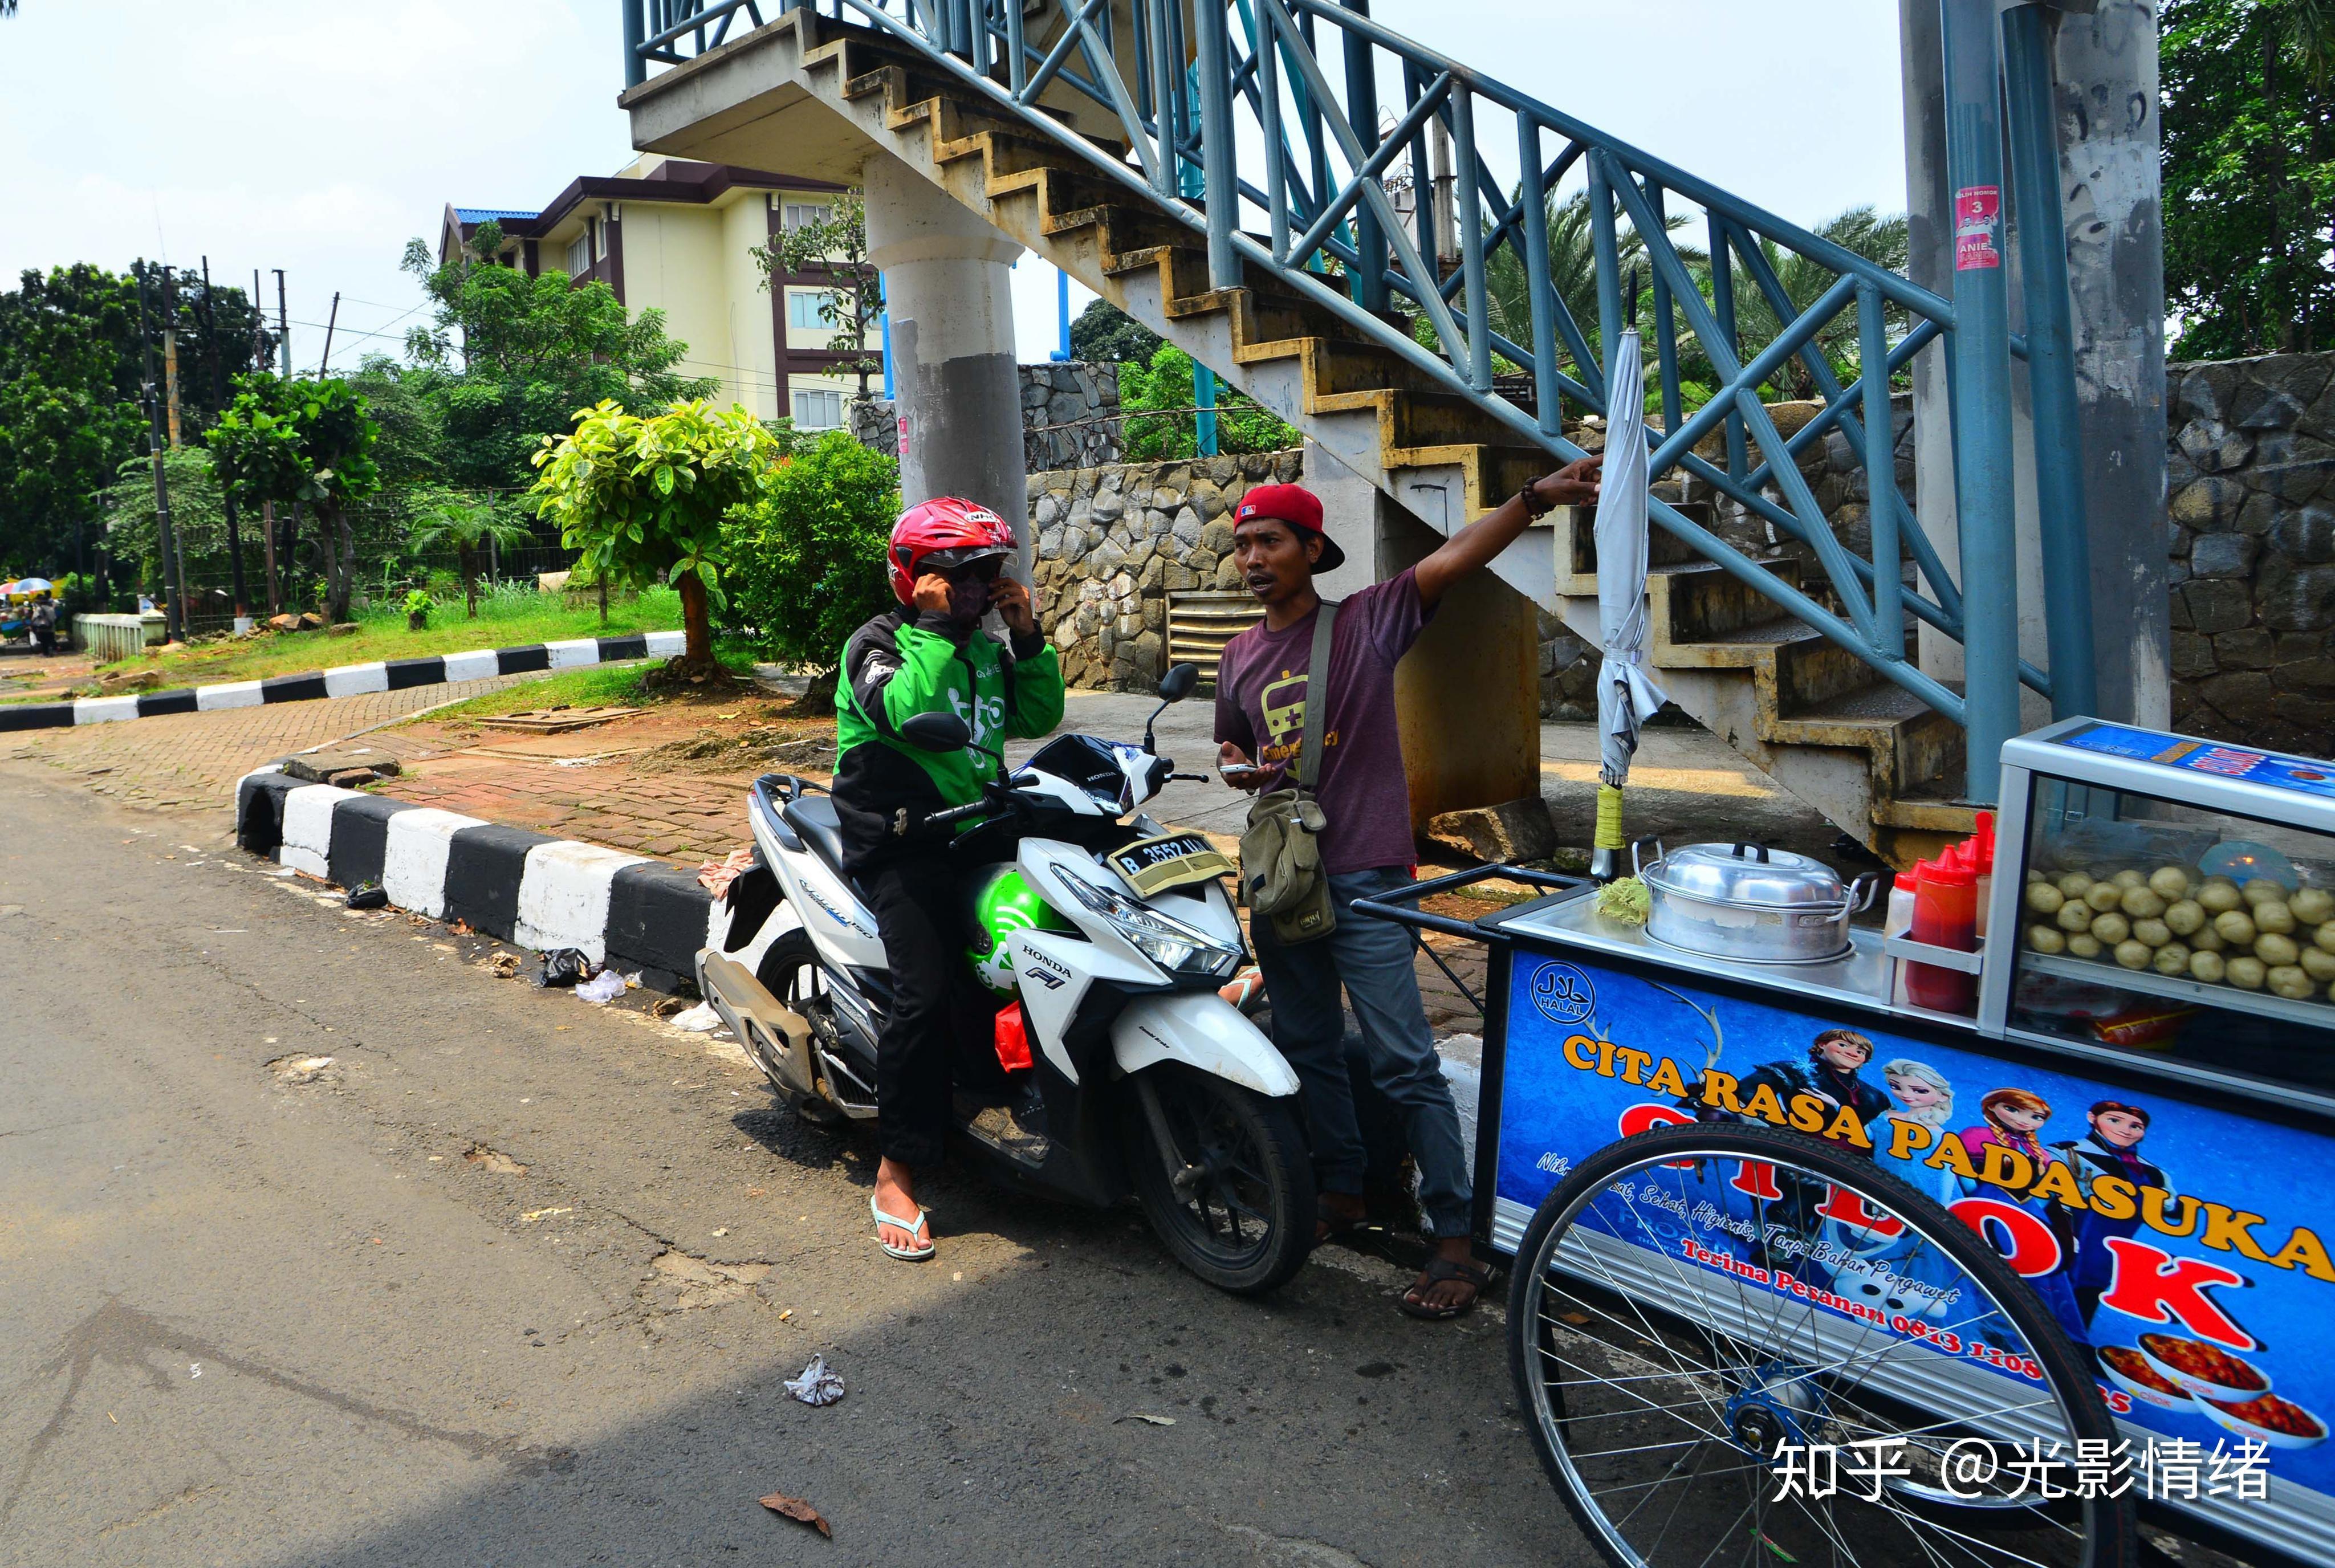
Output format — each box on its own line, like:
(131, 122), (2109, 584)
(1987, 720), (2335, 1102)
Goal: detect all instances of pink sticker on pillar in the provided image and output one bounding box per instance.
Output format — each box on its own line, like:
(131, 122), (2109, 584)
(1954, 185), (2002, 271)
(896, 414), (910, 457)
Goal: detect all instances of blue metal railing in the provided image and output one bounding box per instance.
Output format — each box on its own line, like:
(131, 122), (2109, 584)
(620, 0), (2094, 804)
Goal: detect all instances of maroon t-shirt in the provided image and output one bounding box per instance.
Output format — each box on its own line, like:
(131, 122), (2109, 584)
(1214, 569), (1433, 875)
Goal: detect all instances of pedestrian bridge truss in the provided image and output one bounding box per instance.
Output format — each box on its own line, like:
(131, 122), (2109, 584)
(621, 0), (2089, 858)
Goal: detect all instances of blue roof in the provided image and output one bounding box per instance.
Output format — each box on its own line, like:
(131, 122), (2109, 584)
(454, 207), (538, 225)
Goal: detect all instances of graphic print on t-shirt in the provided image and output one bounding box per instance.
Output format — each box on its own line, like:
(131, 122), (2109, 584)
(1256, 667), (1337, 769)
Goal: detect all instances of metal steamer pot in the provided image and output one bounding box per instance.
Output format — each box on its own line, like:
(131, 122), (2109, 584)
(1632, 840), (1880, 965)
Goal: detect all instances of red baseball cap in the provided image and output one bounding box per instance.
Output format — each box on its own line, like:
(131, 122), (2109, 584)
(1233, 482), (1345, 572)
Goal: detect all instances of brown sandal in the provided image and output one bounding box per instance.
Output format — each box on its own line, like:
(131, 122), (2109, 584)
(1400, 1256), (1491, 1320)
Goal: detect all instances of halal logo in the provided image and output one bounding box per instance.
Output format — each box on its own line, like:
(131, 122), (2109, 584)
(1529, 962), (1596, 1025)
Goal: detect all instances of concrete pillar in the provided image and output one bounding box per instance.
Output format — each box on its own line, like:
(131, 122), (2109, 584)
(860, 150), (1030, 568)
(1899, 0), (2167, 732)
(1305, 438), (1540, 832)
(2053, 0), (2169, 728)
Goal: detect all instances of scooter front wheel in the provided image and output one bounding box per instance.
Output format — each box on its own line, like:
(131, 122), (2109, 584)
(1126, 1065), (1315, 1296)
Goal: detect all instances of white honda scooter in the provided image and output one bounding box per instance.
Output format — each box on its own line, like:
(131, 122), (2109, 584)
(695, 665), (1315, 1294)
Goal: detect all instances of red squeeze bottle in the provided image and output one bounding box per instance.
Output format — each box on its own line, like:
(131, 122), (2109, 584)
(1908, 860), (1978, 1013)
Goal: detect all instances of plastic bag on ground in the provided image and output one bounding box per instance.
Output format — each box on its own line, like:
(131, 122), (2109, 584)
(784, 1354), (844, 1407)
(668, 1001), (725, 1032)
(537, 948), (593, 988)
(575, 969), (627, 1004)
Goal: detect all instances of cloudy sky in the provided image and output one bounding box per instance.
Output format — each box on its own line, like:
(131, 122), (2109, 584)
(0, 1), (1909, 368)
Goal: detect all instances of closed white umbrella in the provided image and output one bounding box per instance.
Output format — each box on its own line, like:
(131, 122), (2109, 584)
(1591, 327), (1667, 883)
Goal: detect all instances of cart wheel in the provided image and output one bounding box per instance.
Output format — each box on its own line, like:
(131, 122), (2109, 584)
(1508, 1121), (2137, 1568)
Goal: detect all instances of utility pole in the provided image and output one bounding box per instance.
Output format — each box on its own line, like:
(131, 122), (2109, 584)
(272, 268), (295, 609)
(272, 268), (291, 379)
(135, 263), (186, 642)
(161, 267), (184, 449)
(254, 269), (279, 616)
(202, 256), (251, 624)
(318, 291), (340, 377)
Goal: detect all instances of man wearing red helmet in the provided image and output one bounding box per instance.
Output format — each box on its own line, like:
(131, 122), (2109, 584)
(1216, 457), (1601, 1318)
(833, 496), (1065, 1260)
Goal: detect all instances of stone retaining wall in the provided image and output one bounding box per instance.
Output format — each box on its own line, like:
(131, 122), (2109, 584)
(849, 361), (1122, 472)
(1030, 450), (1303, 691)
(2166, 353), (2335, 752)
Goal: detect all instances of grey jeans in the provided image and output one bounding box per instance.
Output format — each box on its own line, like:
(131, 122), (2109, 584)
(1252, 865), (1473, 1239)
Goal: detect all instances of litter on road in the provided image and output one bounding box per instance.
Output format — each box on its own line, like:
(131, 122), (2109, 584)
(783, 1355), (844, 1407)
(574, 970), (627, 1003)
(666, 1001), (723, 1032)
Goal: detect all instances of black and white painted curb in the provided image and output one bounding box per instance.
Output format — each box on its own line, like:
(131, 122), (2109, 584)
(1, 630), (688, 732)
(234, 760), (791, 991)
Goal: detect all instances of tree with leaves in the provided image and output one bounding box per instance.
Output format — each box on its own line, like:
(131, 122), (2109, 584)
(1116, 343), (1297, 459)
(406, 498), (538, 618)
(721, 431), (900, 711)
(1069, 298), (1165, 366)
(0, 262), (271, 587)
(2164, 0), (2335, 358)
(530, 400), (780, 666)
(395, 222), (716, 491)
(206, 374), (381, 623)
(752, 191), (884, 398)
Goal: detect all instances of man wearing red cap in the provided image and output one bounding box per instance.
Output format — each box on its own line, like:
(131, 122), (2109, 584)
(1217, 458), (1600, 1317)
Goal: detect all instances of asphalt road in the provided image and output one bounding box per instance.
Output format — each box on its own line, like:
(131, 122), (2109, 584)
(0, 768), (1589, 1567)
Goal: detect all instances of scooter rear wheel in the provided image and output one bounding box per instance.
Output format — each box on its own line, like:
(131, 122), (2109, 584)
(1126, 1064), (1315, 1295)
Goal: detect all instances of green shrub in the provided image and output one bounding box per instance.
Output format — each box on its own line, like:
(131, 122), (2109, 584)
(1117, 343), (1296, 460)
(721, 430), (900, 703)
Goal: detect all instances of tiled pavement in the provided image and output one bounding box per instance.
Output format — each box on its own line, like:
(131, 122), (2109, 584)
(382, 759), (755, 866)
(0, 675), (531, 811)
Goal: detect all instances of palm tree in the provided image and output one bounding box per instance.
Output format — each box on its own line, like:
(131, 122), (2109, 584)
(1482, 187), (1703, 402)
(1481, 193), (1906, 417)
(407, 500), (538, 618)
(1694, 206), (1910, 403)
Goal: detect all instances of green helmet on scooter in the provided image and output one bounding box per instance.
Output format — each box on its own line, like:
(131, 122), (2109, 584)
(967, 866), (1075, 994)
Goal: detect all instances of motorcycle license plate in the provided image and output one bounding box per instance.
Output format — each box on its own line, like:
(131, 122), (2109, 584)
(1107, 832), (1234, 898)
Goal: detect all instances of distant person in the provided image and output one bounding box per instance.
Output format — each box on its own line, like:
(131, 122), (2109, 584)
(29, 598), (56, 657)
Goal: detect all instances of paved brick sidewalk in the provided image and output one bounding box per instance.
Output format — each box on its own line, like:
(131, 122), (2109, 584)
(382, 756), (760, 865)
(0, 675), (530, 811)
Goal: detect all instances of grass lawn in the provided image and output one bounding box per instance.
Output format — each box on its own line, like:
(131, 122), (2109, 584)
(412, 644), (766, 722)
(62, 587), (685, 693)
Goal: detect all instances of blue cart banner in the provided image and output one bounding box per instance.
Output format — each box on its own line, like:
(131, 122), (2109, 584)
(1498, 953), (2335, 1491)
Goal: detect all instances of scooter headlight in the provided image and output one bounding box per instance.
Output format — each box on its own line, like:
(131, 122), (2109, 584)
(1050, 865), (1243, 979)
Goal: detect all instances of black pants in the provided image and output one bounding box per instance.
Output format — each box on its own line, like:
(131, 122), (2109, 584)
(864, 857), (995, 1168)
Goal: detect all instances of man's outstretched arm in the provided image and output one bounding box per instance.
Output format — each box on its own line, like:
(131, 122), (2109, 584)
(1412, 457), (1602, 609)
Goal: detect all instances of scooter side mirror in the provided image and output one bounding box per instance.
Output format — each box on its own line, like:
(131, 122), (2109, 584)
(1142, 663), (1203, 754)
(900, 711), (972, 752)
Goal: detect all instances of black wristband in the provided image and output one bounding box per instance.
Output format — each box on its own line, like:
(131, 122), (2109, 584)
(1516, 483), (1554, 520)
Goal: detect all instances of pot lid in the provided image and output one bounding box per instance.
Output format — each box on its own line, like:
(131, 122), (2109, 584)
(1646, 842), (1849, 909)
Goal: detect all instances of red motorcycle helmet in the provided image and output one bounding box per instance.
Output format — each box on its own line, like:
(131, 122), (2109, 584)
(886, 497), (1017, 605)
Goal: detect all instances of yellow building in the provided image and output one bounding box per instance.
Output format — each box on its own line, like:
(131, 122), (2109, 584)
(438, 155), (872, 430)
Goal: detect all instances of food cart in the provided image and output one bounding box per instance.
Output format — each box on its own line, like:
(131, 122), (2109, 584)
(1361, 717), (2335, 1568)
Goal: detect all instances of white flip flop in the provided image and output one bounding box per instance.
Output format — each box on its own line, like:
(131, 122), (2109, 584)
(1218, 966), (1266, 1014)
(871, 1193), (934, 1261)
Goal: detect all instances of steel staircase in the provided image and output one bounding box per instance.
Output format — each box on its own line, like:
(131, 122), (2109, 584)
(620, 0), (2091, 866)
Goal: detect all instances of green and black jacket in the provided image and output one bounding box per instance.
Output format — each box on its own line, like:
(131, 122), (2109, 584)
(831, 607), (1065, 871)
